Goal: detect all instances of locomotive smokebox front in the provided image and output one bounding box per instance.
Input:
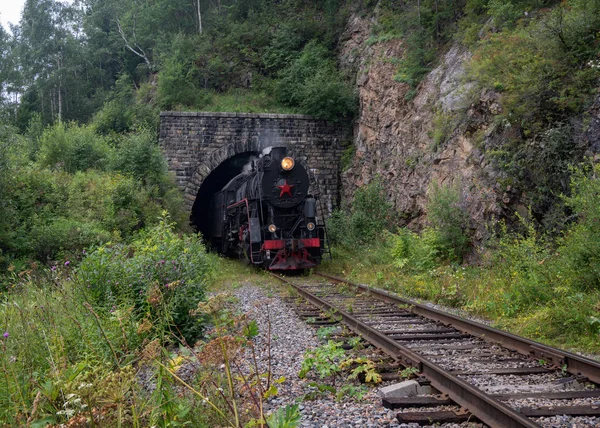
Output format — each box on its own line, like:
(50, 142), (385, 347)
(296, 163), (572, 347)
(262, 147), (310, 209)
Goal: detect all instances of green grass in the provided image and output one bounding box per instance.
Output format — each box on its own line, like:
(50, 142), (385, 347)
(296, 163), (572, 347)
(318, 241), (600, 355)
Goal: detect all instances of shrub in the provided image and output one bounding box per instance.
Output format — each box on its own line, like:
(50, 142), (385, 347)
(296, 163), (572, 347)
(394, 30), (436, 89)
(111, 129), (167, 186)
(276, 40), (356, 120)
(390, 228), (438, 273)
(557, 165), (600, 290)
(38, 122), (112, 173)
(92, 99), (134, 135)
(157, 57), (210, 110)
(426, 180), (470, 262)
(66, 170), (163, 238)
(28, 217), (111, 260)
(300, 66), (357, 121)
(327, 179), (393, 246)
(468, 0), (600, 133)
(77, 214), (214, 344)
(93, 75), (160, 135)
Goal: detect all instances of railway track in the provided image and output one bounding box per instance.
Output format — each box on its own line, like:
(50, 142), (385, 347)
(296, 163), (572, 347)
(271, 272), (600, 427)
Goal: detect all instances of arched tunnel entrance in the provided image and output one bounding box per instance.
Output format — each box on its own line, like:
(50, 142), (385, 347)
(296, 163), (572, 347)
(190, 151), (260, 237)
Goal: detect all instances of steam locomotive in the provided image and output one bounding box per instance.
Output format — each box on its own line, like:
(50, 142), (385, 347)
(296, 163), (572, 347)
(206, 147), (325, 270)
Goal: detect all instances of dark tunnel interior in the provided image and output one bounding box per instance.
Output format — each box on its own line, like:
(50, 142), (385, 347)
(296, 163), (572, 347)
(191, 151), (260, 238)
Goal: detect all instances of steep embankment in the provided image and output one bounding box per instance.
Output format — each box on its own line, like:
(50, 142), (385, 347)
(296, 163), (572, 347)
(338, 10), (600, 241)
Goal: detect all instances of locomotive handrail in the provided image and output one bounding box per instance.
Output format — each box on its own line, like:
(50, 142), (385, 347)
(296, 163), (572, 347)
(226, 198), (256, 264)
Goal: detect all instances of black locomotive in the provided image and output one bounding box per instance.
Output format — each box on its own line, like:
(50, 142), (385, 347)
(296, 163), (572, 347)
(205, 147), (325, 270)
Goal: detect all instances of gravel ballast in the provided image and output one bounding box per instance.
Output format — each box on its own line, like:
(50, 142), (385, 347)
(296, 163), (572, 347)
(233, 283), (483, 428)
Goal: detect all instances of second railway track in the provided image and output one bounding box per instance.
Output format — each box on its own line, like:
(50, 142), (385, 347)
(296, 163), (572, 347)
(271, 272), (600, 427)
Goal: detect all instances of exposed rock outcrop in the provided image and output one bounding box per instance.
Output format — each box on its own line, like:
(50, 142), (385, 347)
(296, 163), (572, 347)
(339, 13), (519, 241)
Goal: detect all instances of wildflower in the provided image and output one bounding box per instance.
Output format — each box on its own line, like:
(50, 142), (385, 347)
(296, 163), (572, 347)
(51, 266), (57, 271)
(165, 283), (169, 288)
(3, 332), (8, 339)
(64, 260), (70, 267)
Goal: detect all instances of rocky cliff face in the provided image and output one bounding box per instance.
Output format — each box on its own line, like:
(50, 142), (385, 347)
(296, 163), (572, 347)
(338, 12), (526, 241)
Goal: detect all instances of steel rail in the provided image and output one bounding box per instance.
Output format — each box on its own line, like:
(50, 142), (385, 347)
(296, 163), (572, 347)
(316, 272), (600, 385)
(271, 273), (540, 428)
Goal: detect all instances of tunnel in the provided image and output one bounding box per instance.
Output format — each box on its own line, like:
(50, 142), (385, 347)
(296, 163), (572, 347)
(190, 151), (260, 238)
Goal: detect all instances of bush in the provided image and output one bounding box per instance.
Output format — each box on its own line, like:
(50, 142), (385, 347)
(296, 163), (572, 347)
(111, 129), (167, 186)
(390, 228), (438, 273)
(426, 181), (470, 262)
(557, 165), (600, 290)
(468, 0), (600, 133)
(38, 122), (112, 173)
(157, 57), (210, 110)
(276, 40), (356, 120)
(66, 170), (163, 238)
(328, 179), (393, 246)
(77, 214), (214, 344)
(92, 99), (134, 135)
(28, 217), (111, 260)
(300, 66), (357, 121)
(93, 75), (160, 135)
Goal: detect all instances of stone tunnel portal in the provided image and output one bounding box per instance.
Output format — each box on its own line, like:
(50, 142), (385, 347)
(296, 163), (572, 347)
(190, 151), (260, 237)
(159, 111), (351, 231)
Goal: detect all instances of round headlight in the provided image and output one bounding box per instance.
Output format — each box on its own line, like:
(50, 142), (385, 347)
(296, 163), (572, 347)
(281, 157), (295, 171)
(307, 222), (315, 231)
(268, 224), (277, 233)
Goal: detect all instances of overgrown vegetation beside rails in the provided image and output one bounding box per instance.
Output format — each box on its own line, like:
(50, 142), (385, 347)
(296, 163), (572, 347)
(323, 168), (600, 353)
(0, 219), (214, 426)
(0, 240), (306, 426)
(0, 121), (188, 279)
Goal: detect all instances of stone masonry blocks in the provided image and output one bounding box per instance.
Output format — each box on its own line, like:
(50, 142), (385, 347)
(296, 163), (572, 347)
(159, 111), (351, 217)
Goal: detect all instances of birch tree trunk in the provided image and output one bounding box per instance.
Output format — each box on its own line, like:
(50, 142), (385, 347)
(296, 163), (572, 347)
(197, 0), (203, 34)
(57, 54), (63, 123)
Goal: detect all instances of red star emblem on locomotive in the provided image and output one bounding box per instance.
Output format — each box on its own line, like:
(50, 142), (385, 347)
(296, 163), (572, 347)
(277, 180), (294, 197)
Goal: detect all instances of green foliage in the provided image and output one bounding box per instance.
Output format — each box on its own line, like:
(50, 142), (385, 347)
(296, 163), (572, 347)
(276, 41), (356, 120)
(0, 269), (144, 425)
(426, 181), (470, 261)
(389, 181), (470, 271)
(399, 366), (420, 379)
(0, 120), (185, 264)
(394, 30), (436, 90)
(38, 122), (112, 173)
(2, 166), (173, 260)
(198, 88), (296, 114)
(375, 0), (464, 89)
(0, 223), (217, 426)
(431, 110), (458, 150)
(77, 214), (214, 344)
(340, 143), (356, 171)
(266, 404), (301, 428)
(339, 357), (382, 384)
(492, 123), (582, 231)
(299, 340), (346, 385)
(327, 178), (394, 246)
(28, 217), (111, 260)
(156, 34), (211, 110)
(111, 128), (167, 186)
(390, 228), (439, 273)
(486, 0), (524, 29)
(469, 0), (600, 132)
(557, 165), (600, 290)
(92, 74), (159, 136)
